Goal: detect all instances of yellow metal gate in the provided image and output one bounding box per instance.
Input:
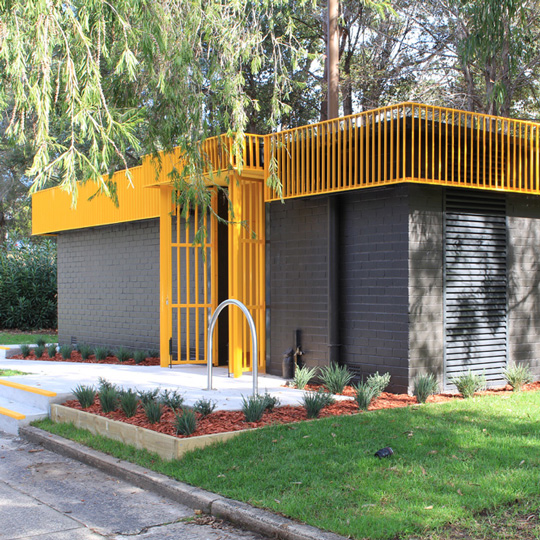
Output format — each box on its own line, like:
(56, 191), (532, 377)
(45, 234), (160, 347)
(228, 175), (266, 377)
(159, 177), (265, 374)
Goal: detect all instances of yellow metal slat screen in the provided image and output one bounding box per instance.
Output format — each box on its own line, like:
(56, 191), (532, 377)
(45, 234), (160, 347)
(265, 103), (540, 201)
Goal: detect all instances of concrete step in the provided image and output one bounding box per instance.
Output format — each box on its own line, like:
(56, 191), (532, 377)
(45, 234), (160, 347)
(0, 380), (66, 434)
(0, 380), (61, 411)
(0, 396), (49, 434)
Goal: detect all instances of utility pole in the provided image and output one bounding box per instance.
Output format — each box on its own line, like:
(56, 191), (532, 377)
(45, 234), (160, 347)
(327, 0), (340, 367)
(327, 0), (339, 120)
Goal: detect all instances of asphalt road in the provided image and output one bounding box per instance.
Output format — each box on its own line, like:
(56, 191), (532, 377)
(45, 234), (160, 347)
(0, 430), (270, 540)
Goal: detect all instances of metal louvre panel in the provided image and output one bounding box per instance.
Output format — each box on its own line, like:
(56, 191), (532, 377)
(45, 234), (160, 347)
(444, 190), (507, 388)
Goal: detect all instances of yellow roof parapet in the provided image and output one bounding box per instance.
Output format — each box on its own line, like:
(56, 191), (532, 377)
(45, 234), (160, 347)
(32, 134), (265, 235)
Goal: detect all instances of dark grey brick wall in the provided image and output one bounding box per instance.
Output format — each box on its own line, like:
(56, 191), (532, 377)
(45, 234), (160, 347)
(507, 194), (540, 381)
(340, 186), (410, 392)
(267, 186), (410, 392)
(57, 219), (160, 351)
(408, 185), (444, 391)
(267, 197), (329, 375)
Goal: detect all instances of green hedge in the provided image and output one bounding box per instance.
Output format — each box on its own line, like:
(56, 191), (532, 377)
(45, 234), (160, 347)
(0, 240), (57, 330)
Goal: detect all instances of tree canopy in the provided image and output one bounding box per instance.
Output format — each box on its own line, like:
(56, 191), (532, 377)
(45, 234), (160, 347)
(2, 0), (540, 229)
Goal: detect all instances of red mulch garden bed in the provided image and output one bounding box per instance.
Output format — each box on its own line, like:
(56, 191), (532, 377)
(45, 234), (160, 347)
(10, 351), (160, 366)
(62, 381), (540, 440)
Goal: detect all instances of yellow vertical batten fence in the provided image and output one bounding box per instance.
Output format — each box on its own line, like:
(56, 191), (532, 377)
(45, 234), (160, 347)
(166, 192), (218, 366)
(228, 175), (266, 377)
(265, 102), (540, 202)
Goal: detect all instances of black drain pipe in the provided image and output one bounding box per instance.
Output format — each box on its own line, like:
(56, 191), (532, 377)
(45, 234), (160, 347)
(328, 195), (340, 365)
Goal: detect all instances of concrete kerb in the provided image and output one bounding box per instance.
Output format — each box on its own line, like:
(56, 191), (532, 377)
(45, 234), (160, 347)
(20, 426), (347, 540)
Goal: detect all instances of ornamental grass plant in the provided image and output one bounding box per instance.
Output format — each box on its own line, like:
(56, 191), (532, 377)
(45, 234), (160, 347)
(503, 363), (533, 391)
(302, 389), (335, 418)
(119, 389), (139, 417)
(133, 350), (147, 365)
(293, 365), (318, 390)
(451, 371), (486, 398)
(365, 371), (391, 399)
(143, 400), (163, 424)
(319, 364), (353, 394)
(47, 343), (57, 357)
(34, 345), (45, 358)
(354, 381), (377, 410)
(94, 347), (109, 361)
(413, 373), (439, 404)
(242, 394), (267, 422)
(174, 407), (197, 436)
(59, 344), (72, 360)
(193, 397), (216, 417)
(72, 384), (96, 409)
(160, 389), (184, 410)
(20, 344), (31, 358)
(99, 385), (119, 413)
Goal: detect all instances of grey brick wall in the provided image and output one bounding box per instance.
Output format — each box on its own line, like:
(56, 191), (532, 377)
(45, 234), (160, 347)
(507, 194), (540, 381)
(267, 197), (329, 375)
(408, 185), (444, 391)
(340, 186), (410, 392)
(267, 186), (411, 392)
(57, 219), (160, 351)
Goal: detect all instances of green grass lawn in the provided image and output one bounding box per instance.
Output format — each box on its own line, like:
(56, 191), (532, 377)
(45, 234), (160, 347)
(35, 392), (540, 539)
(0, 369), (29, 376)
(0, 332), (57, 345)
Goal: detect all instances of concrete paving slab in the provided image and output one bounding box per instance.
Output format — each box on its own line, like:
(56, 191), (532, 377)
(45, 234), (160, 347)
(0, 359), (330, 411)
(1, 430), (270, 540)
(0, 481), (96, 540)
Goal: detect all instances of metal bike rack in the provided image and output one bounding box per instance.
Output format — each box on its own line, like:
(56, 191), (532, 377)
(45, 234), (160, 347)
(206, 299), (258, 396)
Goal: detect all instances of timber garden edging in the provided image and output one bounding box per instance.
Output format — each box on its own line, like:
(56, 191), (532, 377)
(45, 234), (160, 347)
(50, 404), (246, 461)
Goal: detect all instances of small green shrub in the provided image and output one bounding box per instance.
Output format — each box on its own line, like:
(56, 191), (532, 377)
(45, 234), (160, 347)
(99, 386), (119, 413)
(319, 364), (353, 394)
(36, 336), (47, 347)
(133, 350), (147, 365)
(148, 349), (159, 358)
(137, 388), (160, 405)
(79, 344), (93, 360)
(413, 373), (439, 404)
(98, 377), (115, 392)
(175, 407), (197, 435)
(119, 389), (139, 417)
(59, 345), (73, 360)
(302, 389), (335, 419)
(72, 384), (96, 409)
(20, 344), (31, 358)
(143, 400), (163, 424)
(503, 363), (533, 391)
(242, 394), (267, 422)
(94, 347), (109, 361)
(451, 371), (486, 398)
(354, 382), (377, 411)
(115, 347), (131, 362)
(193, 397), (216, 417)
(47, 343), (57, 357)
(365, 371), (391, 399)
(262, 392), (281, 411)
(0, 240), (57, 330)
(160, 389), (184, 410)
(293, 365), (318, 390)
(34, 345), (45, 358)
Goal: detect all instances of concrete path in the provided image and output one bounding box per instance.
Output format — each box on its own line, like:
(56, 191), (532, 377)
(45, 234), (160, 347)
(0, 429), (269, 540)
(0, 358), (313, 411)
